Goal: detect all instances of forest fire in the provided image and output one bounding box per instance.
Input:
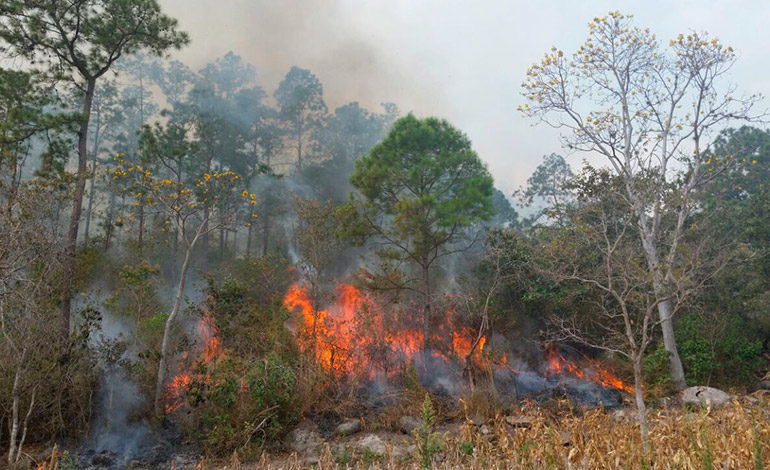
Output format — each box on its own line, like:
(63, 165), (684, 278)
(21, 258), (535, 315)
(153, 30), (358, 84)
(283, 282), (486, 380)
(165, 313), (223, 413)
(545, 346), (634, 394)
(283, 282), (634, 399)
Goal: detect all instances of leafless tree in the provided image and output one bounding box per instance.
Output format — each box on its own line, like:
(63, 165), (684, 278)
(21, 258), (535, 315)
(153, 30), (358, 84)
(520, 11), (763, 389)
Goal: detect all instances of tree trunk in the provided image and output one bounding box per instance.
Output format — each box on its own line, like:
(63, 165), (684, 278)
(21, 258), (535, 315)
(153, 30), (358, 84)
(154, 240), (195, 417)
(246, 222), (252, 256)
(633, 356), (651, 466)
(14, 387), (35, 463)
(657, 297), (687, 390)
(60, 77), (96, 338)
(104, 189), (117, 250)
(639, 227), (687, 390)
(422, 263), (431, 350)
(8, 363), (20, 464)
(84, 154), (97, 244)
(84, 104), (101, 244)
(262, 210), (270, 256)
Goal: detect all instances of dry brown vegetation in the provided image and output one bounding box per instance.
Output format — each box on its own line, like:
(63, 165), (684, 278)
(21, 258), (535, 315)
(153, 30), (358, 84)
(247, 394), (770, 470)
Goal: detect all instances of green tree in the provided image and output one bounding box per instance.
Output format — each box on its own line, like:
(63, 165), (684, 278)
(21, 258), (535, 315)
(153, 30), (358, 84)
(519, 11), (760, 389)
(516, 153), (573, 226)
(274, 66), (327, 169)
(0, 0), (188, 337)
(343, 115), (495, 349)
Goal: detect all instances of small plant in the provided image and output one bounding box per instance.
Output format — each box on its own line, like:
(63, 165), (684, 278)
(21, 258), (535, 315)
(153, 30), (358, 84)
(459, 440), (474, 456)
(414, 393), (442, 469)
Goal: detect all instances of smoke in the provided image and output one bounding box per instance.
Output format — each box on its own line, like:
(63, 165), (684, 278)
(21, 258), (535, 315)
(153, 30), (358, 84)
(88, 369), (153, 461)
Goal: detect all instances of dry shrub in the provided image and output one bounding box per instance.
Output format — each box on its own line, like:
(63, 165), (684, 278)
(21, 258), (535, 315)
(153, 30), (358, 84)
(255, 395), (770, 469)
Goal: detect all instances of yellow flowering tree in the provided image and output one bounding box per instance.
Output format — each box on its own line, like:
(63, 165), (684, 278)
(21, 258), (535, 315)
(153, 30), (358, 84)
(519, 11), (761, 392)
(112, 155), (256, 416)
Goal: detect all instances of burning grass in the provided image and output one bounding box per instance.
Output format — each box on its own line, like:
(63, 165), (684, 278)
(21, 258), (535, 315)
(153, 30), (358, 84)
(253, 394), (770, 470)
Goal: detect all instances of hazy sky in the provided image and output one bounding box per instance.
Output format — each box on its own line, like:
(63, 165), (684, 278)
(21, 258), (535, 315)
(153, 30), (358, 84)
(159, 0), (770, 194)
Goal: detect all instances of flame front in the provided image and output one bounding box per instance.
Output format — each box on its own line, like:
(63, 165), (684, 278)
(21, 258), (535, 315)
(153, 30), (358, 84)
(546, 346), (634, 394)
(283, 282), (486, 379)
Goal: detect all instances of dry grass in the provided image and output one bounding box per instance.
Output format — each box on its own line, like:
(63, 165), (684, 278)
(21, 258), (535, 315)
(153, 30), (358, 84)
(254, 393), (770, 470)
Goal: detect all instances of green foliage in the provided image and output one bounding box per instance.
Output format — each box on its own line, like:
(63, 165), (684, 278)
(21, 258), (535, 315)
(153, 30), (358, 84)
(0, 0), (189, 81)
(676, 314), (763, 387)
(643, 344), (674, 397)
(182, 353), (298, 456)
(349, 114), (495, 238)
(459, 440), (474, 456)
(174, 256), (301, 456)
(414, 393), (442, 469)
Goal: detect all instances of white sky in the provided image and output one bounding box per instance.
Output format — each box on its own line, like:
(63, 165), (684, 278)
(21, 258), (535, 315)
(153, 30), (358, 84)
(159, 0), (770, 195)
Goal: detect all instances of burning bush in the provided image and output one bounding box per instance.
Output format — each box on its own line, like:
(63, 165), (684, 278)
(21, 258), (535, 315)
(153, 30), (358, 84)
(164, 257), (303, 456)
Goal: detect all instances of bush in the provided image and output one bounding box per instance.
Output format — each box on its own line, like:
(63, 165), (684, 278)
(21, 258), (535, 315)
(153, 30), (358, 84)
(181, 353), (299, 456)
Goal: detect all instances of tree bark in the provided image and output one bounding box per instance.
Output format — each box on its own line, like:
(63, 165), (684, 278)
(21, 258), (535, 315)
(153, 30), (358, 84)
(262, 211), (270, 256)
(638, 223), (687, 390)
(60, 77), (96, 338)
(422, 263), (431, 350)
(154, 238), (195, 417)
(657, 298), (687, 389)
(8, 362), (20, 464)
(633, 356), (651, 465)
(246, 222), (252, 256)
(84, 102), (101, 244)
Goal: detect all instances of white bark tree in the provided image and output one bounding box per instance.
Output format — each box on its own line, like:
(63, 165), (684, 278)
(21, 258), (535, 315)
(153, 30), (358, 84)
(540, 167), (731, 461)
(520, 11), (762, 389)
(112, 156), (255, 416)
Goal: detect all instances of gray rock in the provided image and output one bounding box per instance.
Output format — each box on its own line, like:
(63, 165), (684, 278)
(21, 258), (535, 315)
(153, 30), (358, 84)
(680, 386), (731, 408)
(287, 422), (323, 455)
(757, 380), (770, 391)
(505, 415), (532, 428)
(398, 415), (421, 434)
(470, 414), (486, 426)
(357, 434), (386, 455)
(335, 418), (363, 436)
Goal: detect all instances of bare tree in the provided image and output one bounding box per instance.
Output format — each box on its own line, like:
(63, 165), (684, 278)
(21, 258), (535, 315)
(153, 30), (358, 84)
(0, 181), (61, 464)
(538, 167), (731, 461)
(520, 11), (762, 389)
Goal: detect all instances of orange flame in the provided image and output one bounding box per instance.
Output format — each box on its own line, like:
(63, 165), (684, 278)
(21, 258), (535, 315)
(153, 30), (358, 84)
(165, 313), (224, 413)
(545, 347), (634, 394)
(282, 282), (486, 379)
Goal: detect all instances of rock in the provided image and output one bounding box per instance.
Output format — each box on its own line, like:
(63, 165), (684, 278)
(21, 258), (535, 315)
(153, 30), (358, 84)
(470, 414), (486, 426)
(287, 421), (323, 455)
(335, 418), (363, 436)
(398, 415), (421, 434)
(357, 434), (386, 455)
(389, 443), (414, 460)
(757, 380), (770, 391)
(611, 408), (638, 423)
(680, 386), (730, 408)
(505, 415), (532, 428)
(480, 424), (492, 435)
